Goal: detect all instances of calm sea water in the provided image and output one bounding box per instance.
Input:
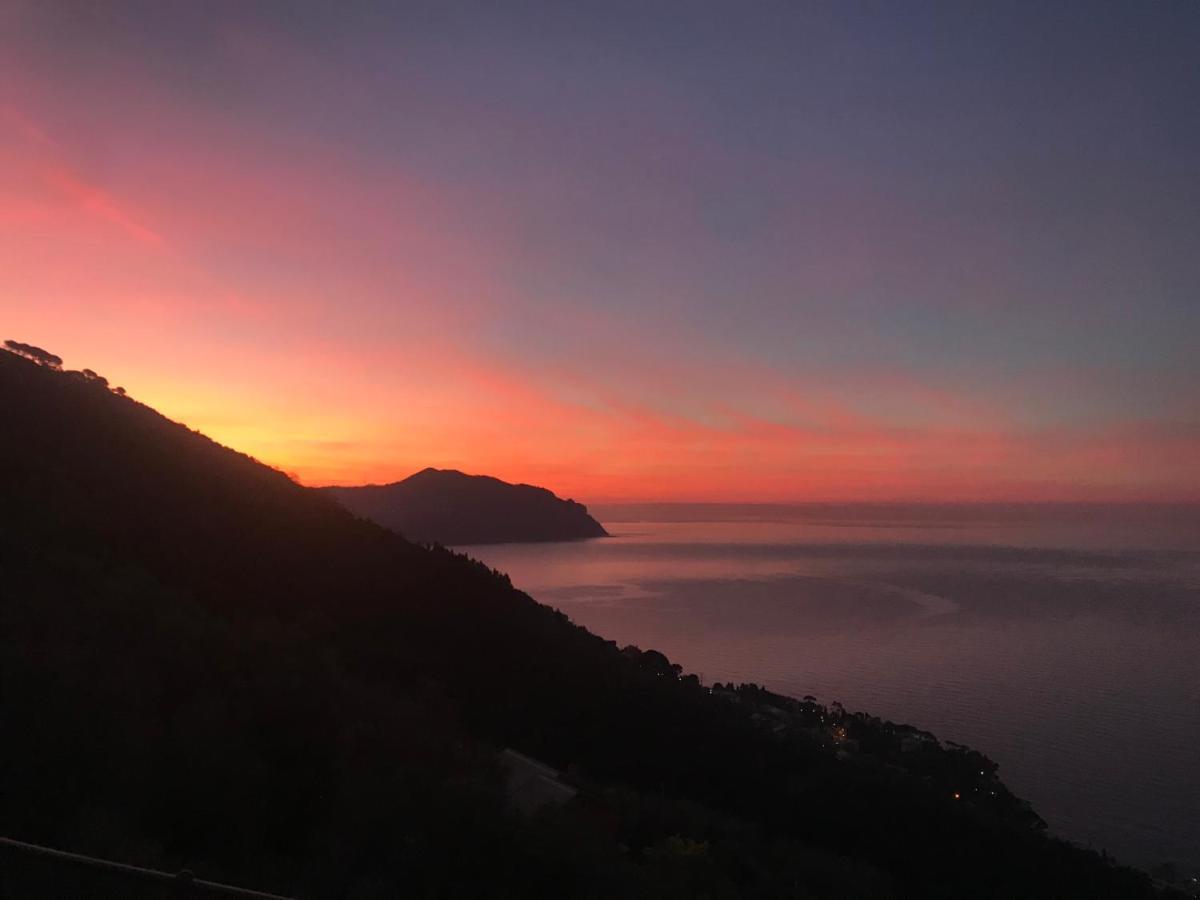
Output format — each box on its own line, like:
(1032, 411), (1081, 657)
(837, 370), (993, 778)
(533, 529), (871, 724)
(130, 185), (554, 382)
(459, 504), (1200, 873)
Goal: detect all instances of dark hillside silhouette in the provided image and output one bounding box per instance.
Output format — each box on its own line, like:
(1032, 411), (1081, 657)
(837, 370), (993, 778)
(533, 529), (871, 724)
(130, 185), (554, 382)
(0, 345), (1179, 898)
(322, 468), (608, 545)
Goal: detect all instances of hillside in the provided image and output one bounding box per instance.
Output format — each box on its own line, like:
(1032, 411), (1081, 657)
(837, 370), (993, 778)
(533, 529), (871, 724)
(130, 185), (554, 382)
(322, 468), (608, 545)
(0, 346), (1177, 899)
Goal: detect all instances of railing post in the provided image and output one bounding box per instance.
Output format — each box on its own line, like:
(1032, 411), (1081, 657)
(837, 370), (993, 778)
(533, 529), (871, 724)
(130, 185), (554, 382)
(174, 868), (195, 897)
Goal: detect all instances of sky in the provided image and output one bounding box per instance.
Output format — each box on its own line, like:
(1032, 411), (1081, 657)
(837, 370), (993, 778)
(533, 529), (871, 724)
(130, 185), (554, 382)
(2, 0), (1198, 502)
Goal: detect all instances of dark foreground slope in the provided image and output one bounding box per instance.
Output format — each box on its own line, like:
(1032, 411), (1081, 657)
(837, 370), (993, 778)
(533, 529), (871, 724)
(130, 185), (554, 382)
(322, 468), (608, 545)
(0, 350), (1175, 899)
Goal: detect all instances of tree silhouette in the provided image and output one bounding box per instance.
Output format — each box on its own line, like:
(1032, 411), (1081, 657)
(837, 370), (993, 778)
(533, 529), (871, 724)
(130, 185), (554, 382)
(4, 339), (63, 369)
(80, 369), (109, 388)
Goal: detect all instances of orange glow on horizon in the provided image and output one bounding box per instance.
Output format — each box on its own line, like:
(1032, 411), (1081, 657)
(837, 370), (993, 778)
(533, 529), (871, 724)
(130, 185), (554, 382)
(128, 367), (1200, 505)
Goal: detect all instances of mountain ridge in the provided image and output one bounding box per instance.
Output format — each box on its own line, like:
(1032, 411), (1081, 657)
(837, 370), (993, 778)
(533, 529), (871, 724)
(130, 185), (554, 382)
(321, 467), (608, 545)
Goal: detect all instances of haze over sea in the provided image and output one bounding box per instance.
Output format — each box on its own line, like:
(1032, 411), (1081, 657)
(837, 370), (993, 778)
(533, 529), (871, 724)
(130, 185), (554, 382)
(461, 503), (1200, 874)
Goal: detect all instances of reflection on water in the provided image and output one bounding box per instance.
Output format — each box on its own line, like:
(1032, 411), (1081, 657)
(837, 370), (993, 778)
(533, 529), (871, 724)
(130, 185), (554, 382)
(459, 504), (1200, 873)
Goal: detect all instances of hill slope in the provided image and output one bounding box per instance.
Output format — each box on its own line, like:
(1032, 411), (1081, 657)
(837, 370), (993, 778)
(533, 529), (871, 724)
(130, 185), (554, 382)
(0, 348), (1174, 899)
(322, 468), (608, 545)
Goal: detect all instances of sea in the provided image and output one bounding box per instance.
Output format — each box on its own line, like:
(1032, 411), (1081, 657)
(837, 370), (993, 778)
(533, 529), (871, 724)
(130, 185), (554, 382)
(457, 503), (1200, 874)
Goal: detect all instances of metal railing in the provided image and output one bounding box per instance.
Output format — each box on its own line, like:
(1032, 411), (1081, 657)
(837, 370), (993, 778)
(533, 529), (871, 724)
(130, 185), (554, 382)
(0, 836), (296, 899)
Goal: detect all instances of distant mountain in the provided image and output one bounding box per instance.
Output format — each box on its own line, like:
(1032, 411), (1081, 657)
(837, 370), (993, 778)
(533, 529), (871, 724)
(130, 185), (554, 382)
(321, 468), (609, 545)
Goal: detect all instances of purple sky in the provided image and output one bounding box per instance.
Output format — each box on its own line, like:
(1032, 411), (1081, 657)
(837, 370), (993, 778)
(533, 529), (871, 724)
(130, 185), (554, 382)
(2, 1), (1198, 499)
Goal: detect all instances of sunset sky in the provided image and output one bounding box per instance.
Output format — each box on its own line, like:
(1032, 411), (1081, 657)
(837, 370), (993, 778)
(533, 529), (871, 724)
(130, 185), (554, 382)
(3, 1), (1198, 501)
